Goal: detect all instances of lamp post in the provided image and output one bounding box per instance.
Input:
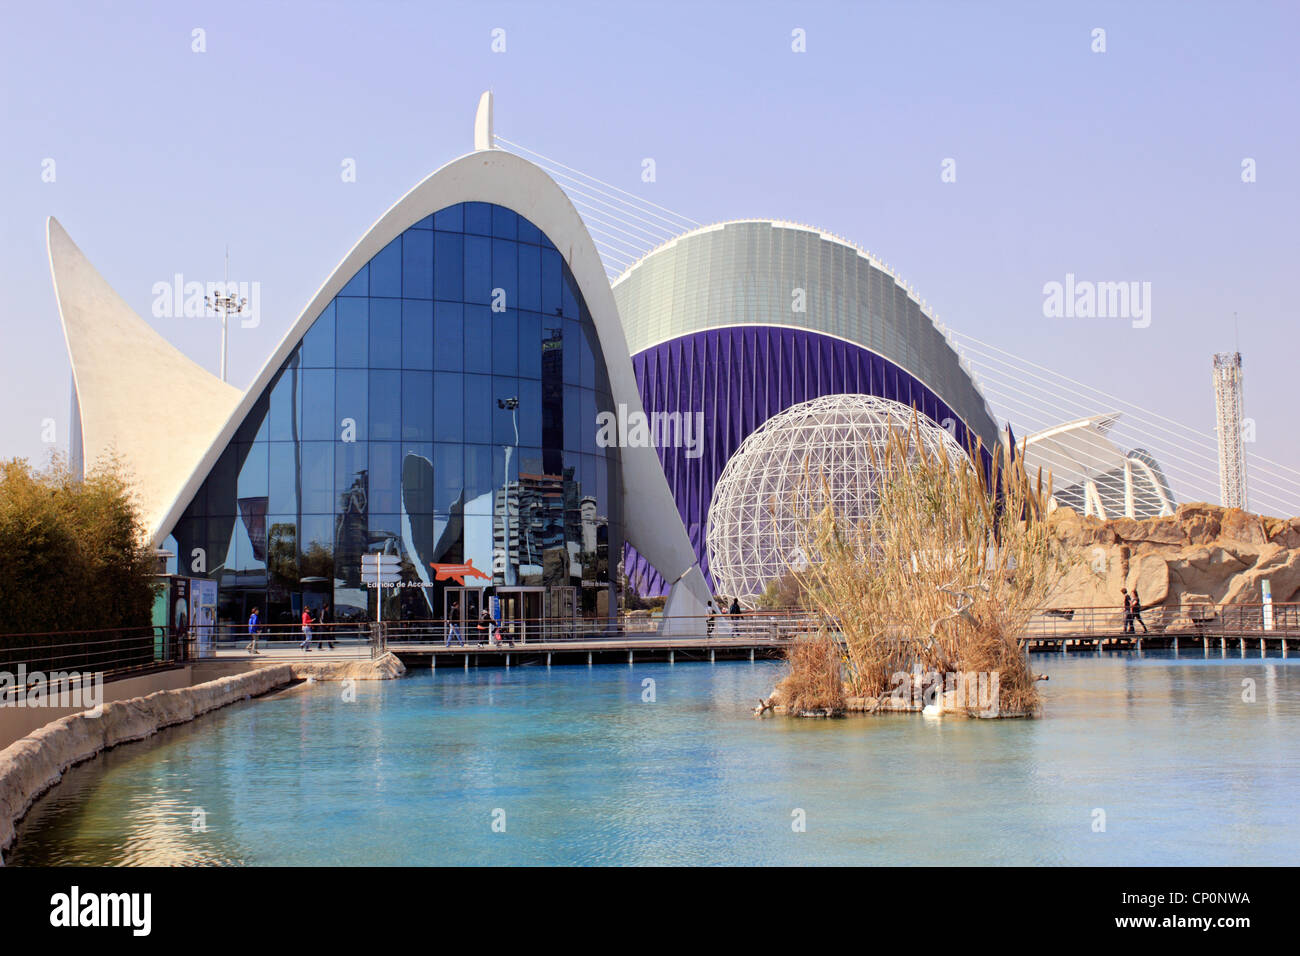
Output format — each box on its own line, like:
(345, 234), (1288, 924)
(497, 396), (519, 586)
(204, 247), (246, 383)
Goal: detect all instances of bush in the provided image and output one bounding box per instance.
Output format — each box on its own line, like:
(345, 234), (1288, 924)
(785, 418), (1074, 716)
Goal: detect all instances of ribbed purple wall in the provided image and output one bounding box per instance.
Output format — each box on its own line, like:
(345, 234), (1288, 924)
(623, 325), (989, 596)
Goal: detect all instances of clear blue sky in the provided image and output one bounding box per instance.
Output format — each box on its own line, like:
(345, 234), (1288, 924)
(2, 1), (1297, 495)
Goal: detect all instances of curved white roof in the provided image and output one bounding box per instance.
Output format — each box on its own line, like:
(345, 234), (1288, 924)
(46, 218), (243, 538)
(48, 145), (713, 612)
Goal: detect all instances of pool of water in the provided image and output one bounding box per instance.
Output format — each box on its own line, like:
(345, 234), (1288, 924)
(9, 651), (1299, 866)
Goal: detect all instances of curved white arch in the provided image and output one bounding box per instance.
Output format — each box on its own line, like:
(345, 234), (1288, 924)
(149, 148), (711, 609)
(46, 218), (243, 537)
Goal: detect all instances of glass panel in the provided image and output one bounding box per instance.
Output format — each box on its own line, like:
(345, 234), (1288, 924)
(492, 310), (518, 376)
(400, 442), (435, 515)
(519, 379), (542, 446)
(339, 265), (367, 297)
(335, 297), (368, 367)
(301, 442), (334, 513)
(433, 442), (463, 513)
(299, 514), (334, 584)
(463, 444), (494, 515)
(517, 216), (541, 245)
(301, 369), (335, 441)
(433, 302), (463, 372)
(434, 203), (463, 232)
(518, 311), (541, 379)
(206, 445), (239, 516)
(369, 443), (400, 514)
(269, 364), (299, 441)
(491, 205), (517, 239)
(434, 233), (463, 301)
(433, 372), (464, 442)
(237, 441), (268, 499)
(492, 239), (517, 309)
(465, 201), (492, 235)
(369, 369), (401, 441)
(402, 229), (433, 299)
(463, 304), (492, 374)
(335, 369), (368, 443)
(370, 236), (402, 297)
(369, 298), (401, 369)
(235, 393), (269, 444)
(541, 247), (562, 317)
(493, 377), (521, 446)
(463, 235), (491, 305)
(464, 373), (491, 442)
(269, 443), (298, 514)
(517, 244), (541, 313)
(402, 299), (433, 369)
(401, 370), (433, 442)
(301, 301), (335, 368)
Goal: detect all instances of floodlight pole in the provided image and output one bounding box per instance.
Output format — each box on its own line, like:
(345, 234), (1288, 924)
(204, 246), (247, 383)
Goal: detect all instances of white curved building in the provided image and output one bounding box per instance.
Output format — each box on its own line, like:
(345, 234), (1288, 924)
(49, 93), (711, 630)
(1019, 413), (1175, 519)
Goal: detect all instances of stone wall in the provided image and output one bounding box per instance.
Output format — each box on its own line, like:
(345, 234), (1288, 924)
(1045, 502), (1300, 628)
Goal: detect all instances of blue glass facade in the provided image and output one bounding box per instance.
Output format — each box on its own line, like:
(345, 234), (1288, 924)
(170, 203), (622, 626)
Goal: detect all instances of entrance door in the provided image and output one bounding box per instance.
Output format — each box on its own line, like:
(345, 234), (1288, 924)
(496, 587), (544, 644)
(444, 588), (483, 640)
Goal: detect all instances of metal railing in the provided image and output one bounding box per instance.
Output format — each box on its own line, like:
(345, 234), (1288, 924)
(0, 625), (188, 698)
(1023, 601), (1300, 641)
(380, 610), (820, 647)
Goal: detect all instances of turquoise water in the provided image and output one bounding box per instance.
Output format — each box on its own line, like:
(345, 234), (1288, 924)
(9, 651), (1300, 866)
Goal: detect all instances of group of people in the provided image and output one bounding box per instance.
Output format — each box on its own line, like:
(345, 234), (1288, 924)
(244, 603), (337, 653)
(705, 598), (744, 636)
(1121, 587), (1149, 635)
(442, 601), (508, 647)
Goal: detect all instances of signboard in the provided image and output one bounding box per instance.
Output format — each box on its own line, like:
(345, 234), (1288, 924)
(362, 553), (403, 622)
(361, 553), (402, 584)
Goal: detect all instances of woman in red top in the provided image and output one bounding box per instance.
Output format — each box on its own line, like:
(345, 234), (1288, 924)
(300, 607), (314, 651)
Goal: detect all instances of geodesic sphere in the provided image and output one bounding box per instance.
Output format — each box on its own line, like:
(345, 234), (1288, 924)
(705, 394), (968, 606)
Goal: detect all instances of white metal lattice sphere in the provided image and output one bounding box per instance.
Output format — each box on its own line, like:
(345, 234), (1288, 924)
(706, 394), (968, 607)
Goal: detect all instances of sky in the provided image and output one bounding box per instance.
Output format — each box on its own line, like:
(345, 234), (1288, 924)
(2, 1), (1297, 504)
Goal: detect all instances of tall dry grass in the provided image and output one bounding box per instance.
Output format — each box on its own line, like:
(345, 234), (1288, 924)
(779, 416), (1071, 716)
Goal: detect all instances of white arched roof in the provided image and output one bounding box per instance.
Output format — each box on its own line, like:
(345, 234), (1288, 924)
(50, 147), (712, 610)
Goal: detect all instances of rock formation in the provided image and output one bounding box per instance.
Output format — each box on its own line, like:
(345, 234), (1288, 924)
(1044, 502), (1300, 630)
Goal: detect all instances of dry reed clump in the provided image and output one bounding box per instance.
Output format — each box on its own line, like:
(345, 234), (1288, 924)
(781, 415), (1075, 717)
(775, 634), (844, 713)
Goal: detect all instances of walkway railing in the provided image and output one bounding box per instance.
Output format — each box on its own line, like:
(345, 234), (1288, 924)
(0, 625), (187, 699)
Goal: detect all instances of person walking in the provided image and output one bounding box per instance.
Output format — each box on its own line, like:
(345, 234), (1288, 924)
(477, 609), (491, 645)
(729, 597), (742, 617)
(1121, 588), (1134, 634)
(245, 607), (262, 654)
(706, 600), (716, 637)
(300, 606), (314, 652)
(1130, 588), (1149, 635)
(445, 601), (464, 647)
(315, 602), (336, 650)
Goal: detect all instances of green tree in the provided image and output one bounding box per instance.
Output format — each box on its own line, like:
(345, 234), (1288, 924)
(0, 455), (159, 663)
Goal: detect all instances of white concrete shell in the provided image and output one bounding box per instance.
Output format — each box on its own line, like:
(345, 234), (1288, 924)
(48, 147), (712, 614)
(46, 218), (243, 538)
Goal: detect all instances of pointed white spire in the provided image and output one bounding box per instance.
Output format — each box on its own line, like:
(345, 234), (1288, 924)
(474, 91), (494, 151)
